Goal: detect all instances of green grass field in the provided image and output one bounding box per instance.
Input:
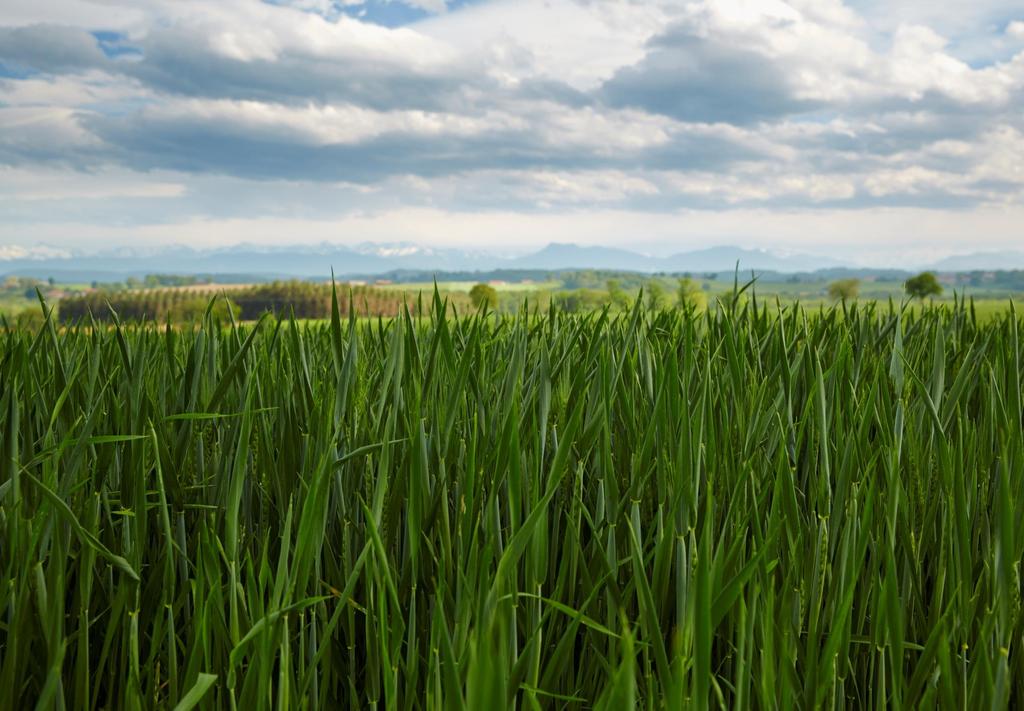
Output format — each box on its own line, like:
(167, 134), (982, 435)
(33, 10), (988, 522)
(1, 292), (1022, 708)
(0, 293), (36, 317)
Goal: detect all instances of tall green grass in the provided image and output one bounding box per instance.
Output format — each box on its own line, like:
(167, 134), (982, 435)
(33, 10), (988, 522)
(1, 292), (1022, 708)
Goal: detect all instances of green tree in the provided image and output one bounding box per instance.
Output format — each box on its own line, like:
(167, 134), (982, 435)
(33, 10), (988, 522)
(645, 281), (667, 311)
(676, 277), (708, 310)
(905, 272), (942, 300)
(827, 278), (860, 301)
(555, 289), (607, 313)
(606, 279), (630, 310)
(469, 283), (498, 310)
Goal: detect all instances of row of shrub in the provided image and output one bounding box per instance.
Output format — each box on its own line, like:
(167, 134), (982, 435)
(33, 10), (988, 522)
(56, 281), (474, 322)
(57, 288), (237, 322)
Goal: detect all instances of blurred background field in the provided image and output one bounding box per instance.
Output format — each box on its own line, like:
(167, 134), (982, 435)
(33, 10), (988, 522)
(3, 271), (1022, 327)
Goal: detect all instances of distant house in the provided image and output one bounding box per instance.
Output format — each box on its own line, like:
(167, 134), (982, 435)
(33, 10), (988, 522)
(374, 279), (393, 286)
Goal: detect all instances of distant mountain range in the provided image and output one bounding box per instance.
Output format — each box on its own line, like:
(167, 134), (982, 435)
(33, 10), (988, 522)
(510, 243), (846, 273)
(2, 242), (1024, 281)
(928, 250), (1024, 272)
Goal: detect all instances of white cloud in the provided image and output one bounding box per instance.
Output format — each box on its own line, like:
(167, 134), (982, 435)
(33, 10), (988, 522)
(654, 1), (1021, 108)
(965, 126), (1024, 186)
(0, 166), (186, 201)
(165, 2), (458, 68)
(0, 107), (103, 154)
(0, 0), (147, 30)
(863, 166), (967, 197)
(416, 0), (674, 89)
(664, 168), (857, 203)
(0, 73), (148, 107)
(430, 169), (662, 206)
(535, 105), (674, 152)
(134, 98), (515, 145)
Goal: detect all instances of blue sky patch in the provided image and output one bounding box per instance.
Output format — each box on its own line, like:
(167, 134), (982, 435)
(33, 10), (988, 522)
(91, 31), (142, 59)
(0, 62), (35, 80)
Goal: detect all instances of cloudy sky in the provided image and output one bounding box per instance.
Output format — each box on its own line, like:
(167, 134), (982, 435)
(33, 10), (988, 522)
(1, 0), (1023, 264)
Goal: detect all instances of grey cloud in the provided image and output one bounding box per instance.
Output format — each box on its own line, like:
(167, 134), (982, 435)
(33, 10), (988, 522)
(118, 26), (493, 112)
(600, 24), (819, 125)
(17, 97), (1004, 214)
(786, 110), (1006, 176)
(638, 133), (766, 171)
(0, 25), (109, 73)
(512, 79), (592, 108)
(82, 114), (613, 181)
(115, 27), (598, 115)
(76, 104), (755, 184)
(839, 89), (1022, 135)
(2, 21), (521, 113)
(0, 110), (104, 168)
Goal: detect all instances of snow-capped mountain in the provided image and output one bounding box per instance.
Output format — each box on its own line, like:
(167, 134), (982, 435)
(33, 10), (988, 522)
(3, 241), (1019, 281)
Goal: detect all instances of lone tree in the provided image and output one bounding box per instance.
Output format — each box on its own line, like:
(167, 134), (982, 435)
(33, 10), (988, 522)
(905, 272), (942, 300)
(676, 277), (708, 310)
(469, 283), (498, 310)
(827, 278), (860, 301)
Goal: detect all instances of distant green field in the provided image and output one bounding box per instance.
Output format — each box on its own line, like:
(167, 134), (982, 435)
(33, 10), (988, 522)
(2, 276), (1022, 326)
(697, 278), (1022, 302)
(725, 297), (1018, 321)
(375, 280), (561, 292)
(0, 295), (30, 316)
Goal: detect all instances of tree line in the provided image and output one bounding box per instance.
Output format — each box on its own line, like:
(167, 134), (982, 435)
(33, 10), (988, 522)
(57, 281), (474, 322)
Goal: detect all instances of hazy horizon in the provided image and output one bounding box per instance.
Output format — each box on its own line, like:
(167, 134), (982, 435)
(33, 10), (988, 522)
(2, 0), (1023, 264)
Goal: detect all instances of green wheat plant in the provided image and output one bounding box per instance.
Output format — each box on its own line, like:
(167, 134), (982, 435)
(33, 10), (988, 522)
(0, 289), (1021, 709)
